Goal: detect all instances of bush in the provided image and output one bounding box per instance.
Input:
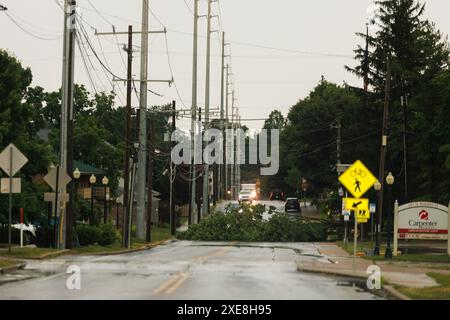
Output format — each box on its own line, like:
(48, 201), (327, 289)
(0, 225), (21, 244)
(177, 205), (328, 242)
(34, 225), (55, 248)
(98, 223), (119, 246)
(76, 223), (119, 247)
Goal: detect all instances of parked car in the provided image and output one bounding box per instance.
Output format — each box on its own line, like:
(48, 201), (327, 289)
(285, 198), (301, 213)
(238, 190), (254, 204)
(270, 189), (285, 201)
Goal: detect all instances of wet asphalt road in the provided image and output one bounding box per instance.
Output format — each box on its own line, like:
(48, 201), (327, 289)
(0, 241), (380, 300)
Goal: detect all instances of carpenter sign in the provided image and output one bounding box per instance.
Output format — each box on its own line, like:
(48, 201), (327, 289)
(394, 201), (450, 256)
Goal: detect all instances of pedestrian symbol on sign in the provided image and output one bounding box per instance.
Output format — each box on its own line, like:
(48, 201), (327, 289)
(354, 178), (361, 193)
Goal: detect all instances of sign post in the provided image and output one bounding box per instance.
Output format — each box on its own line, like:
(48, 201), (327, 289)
(393, 201), (399, 257)
(44, 166), (71, 249)
(339, 160), (377, 273)
(0, 144), (28, 253)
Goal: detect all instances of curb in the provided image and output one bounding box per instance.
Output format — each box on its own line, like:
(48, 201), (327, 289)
(297, 264), (408, 300)
(383, 285), (411, 301)
(78, 239), (174, 256)
(0, 262), (27, 274)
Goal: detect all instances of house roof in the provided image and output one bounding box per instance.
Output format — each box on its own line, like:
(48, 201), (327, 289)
(74, 161), (107, 175)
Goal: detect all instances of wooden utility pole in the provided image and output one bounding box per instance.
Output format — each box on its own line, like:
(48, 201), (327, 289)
(122, 25), (133, 248)
(170, 101), (177, 236)
(374, 59), (391, 256)
(62, 0), (76, 249)
(146, 119), (154, 242)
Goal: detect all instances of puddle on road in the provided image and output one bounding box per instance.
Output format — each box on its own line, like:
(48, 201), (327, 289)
(334, 276), (390, 300)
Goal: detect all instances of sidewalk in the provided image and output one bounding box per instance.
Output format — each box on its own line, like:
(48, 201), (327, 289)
(298, 243), (450, 289)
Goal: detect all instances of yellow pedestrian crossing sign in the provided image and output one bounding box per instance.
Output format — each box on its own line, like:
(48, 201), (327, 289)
(357, 208), (370, 220)
(357, 218), (368, 224)
(338, 160), (377, 199)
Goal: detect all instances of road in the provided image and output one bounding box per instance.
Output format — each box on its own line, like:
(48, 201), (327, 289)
(0, 241), (381, 300)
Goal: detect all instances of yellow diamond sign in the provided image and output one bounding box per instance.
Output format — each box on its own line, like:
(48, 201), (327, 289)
(338, 160), (377, 199)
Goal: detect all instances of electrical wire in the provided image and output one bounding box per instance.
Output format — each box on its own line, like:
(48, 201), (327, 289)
(4, 11), (62, 41)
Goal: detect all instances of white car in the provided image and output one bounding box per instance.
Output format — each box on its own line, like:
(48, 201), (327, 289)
(12, 223), (37, 237)
(238, 190), (254, 204)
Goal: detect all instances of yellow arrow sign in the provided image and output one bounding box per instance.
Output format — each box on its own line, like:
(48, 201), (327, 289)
(344, 198), (369, 212)
(339, 160), (377, 199)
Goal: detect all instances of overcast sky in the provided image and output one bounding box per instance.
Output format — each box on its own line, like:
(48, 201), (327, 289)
(1, 0), (450, 131)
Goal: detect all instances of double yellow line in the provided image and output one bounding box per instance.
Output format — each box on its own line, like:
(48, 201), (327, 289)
(153, 244), (234, 295)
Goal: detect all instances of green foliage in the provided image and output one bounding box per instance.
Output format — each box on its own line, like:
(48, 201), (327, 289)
(75, 223), (119, 247)
(177, 205), (327, 242)
(34, 225), (55, 248)
(0, 225), (21, 244)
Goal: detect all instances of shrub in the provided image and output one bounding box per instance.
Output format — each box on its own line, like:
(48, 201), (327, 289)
(98, 223), (119, 246)
(34, 225), (55, 248)
(0, 225), (21, 244)
(75, 223), (119, 247)
(76, 224), (102, 246)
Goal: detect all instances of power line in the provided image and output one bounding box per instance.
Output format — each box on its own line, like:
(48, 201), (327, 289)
(4, 11), (62, 41)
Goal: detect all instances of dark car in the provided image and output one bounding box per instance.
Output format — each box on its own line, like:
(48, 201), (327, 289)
(270, 190), (285, 201)
(285, 198), (301, 213)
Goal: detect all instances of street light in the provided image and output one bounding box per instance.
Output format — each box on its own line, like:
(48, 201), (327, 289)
(89, 174), (96, 225)
(73, 168), (81, 226)
(373, 180), (382, 256)
(385, 172), (395, 259)
(102, 176), (109, 224)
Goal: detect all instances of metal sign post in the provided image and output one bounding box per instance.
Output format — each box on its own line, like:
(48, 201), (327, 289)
(0, 144), (28, 253)
(339, 160), (377, 273)
(8, 148), (12, 253)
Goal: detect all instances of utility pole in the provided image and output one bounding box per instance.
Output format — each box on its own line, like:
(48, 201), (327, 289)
(231, 90), (235, 199)
(198, 108), (203, 223)
(136, 0), (149, 241)
(189, 0), (199, 225)
(336, 118), (342, 166)
(225, 64), (230, 199)
(61, 0), (76, 249)
(170, 101), (177, 235)
(146, 119), (154, 242)
(374, 59), (391, 256)
(401, 95), (409, 203)
(122, 25), (133, 249)
(202, 0), (212, 216)
(219, 32), (226, 200)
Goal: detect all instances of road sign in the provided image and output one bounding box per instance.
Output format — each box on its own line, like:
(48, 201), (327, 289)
(0, 144), (28, 177)
(338, 160), (377, 199)
(44, 166), (72, 191)
(344, 215), (350, 222)
(345, 198), (369, 213)
(357, 209), (370, 220)
(357, 218), (368, 224)
(370, 203), (376, 214)
(44, 192), (70, 203)
(1, 178), (21, 194)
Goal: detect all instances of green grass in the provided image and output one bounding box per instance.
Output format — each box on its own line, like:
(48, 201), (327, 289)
(337, 241), (386, 255)
(0, 247), (59, 259)
(368, 254), (450, 263)
(73, 226), (173, 255)
(0, 258), (22, 268)
(396, 273), (450, 300)
(336, 241), (450, 264)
